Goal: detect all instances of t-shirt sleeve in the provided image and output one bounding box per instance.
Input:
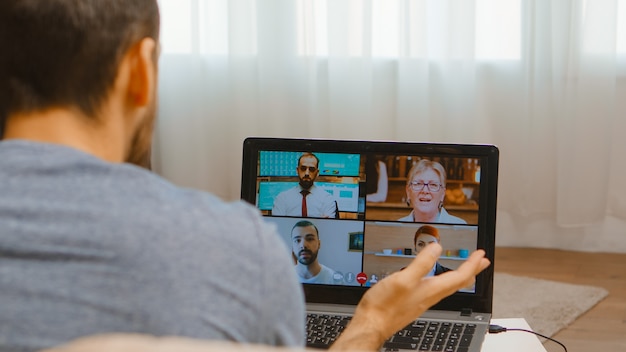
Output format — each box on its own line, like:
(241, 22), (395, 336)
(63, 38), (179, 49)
(249, 208), (306, 346)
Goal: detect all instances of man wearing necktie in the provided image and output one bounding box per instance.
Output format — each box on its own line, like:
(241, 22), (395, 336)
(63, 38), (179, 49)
(272, 153), (337, 218)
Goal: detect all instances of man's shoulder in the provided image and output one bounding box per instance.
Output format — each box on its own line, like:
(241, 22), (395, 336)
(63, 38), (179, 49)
(310, 185), (333, 198)
(277, 185), (300, 195)
(1, 140), (267, 240)
(320, 264), (336, 273)
(126, 182), (265, 236)
(273, 185), (300, 205)
(316, 265), (340, 284)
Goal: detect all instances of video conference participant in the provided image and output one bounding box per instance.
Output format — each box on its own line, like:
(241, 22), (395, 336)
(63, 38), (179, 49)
(291, 220), (342, 285)
(399, 159), (467, 224)
(272, 153), (337, 218)
(413, 225), (452, 276)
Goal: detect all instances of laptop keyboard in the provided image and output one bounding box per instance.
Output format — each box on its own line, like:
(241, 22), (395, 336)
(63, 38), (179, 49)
(306, 313), (476, 351)
(306, 313), (351, 349)
(384, 320), (476, 352)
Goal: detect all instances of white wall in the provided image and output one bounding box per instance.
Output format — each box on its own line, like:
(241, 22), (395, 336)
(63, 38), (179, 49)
(496, 212), (626, 253)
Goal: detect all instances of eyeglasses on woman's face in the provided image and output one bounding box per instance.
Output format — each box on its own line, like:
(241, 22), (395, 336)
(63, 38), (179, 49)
(409, 181), (442, 192)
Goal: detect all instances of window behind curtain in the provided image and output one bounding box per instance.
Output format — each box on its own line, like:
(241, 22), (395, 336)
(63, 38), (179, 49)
(158, 0), (626, 60)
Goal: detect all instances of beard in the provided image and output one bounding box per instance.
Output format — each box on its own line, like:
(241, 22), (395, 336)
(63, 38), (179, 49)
(126, 98), (157, 169)
(296, 249), (318, 265)
(299, 178), (313, 190)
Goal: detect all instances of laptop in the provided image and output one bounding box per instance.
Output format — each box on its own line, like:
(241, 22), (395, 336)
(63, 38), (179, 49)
(240, 137), (498, 352)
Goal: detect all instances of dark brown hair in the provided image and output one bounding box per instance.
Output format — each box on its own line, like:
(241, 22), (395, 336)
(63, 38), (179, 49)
(291, 220), (320, 239)
(0, 0), (160, 137)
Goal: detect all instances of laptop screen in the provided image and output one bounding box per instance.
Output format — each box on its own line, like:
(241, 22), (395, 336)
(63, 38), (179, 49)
(241, 137), (498, 313)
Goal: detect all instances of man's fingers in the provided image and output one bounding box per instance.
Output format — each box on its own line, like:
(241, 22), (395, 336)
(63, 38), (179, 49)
(392, 244), (490, 297)
(401, 243), (442, 278)
(455, 249), (491, 277)
(432, 250), (491, 295)
(400, 244), (490, 285)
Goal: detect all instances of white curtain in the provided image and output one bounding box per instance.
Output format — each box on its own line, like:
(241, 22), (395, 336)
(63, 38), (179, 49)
(153, 0), (626, 252)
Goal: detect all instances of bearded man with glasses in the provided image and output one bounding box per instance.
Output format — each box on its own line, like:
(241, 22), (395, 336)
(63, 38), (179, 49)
(398, 159), (467, 224)
(272, 153), (337, 218)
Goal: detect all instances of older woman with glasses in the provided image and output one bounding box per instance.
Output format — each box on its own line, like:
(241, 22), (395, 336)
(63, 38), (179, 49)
(398, 159), (467, 224)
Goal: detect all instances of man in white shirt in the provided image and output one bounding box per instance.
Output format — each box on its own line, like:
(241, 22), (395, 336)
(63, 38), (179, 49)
(291, 220), (341, 285)
(272, 153), (337, 218)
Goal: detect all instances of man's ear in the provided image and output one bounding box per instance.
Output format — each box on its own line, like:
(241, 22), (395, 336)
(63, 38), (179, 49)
(127, 38), (158, 108)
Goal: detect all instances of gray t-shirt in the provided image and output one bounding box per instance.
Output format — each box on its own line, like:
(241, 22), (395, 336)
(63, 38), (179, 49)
(0, 140), (305, 352)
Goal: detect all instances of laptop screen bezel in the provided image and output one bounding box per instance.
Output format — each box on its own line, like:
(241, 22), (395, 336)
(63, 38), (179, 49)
(241, 137), (498, 314)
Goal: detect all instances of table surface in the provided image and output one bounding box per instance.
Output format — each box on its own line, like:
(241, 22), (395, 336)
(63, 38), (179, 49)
(482, 318), (547, 352)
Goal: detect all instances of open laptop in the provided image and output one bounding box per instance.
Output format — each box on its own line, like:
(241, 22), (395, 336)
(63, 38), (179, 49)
(240, 137), (499, 352)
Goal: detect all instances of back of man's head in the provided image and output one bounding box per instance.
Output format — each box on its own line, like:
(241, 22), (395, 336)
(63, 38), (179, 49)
(0, 0), (160, 138)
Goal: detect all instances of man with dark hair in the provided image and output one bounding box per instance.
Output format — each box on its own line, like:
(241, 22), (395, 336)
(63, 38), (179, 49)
(0, 0), (158, 167)
(0, 1), (304, 350)
(0, 1), (490, 351)
(291, 220), (341, 285)
(272, 153), (337, 218)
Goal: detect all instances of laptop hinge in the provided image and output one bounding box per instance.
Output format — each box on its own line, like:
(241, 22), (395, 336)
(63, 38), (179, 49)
(460, 308), (472, 317)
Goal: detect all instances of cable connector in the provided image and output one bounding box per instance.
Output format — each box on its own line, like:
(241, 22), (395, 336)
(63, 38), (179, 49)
(488, 324), (507, 334)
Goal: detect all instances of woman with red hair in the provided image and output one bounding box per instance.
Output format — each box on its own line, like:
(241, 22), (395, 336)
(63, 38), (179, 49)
(414, 225), (452, 276)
